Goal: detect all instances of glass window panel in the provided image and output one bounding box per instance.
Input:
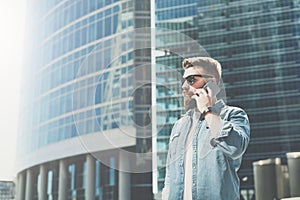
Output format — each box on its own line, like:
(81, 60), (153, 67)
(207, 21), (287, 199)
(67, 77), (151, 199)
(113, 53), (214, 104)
(89, 0), (96, 12)
(109, 157), (115, 185)
(81, 27), (87, 46)
(82, 0), (88, 15)
(76, 0), (82, 19)
(104, 17), (112, 36)
(89, 23), (95, 42)
(69, 32), (74, 50)
(75, 30), (80, 48)
(72, 124), (77, 137)
(96, 20), (103, 39)
(113, 14), (118, 33)
(96, 0), (103, 9)
(70, 4), (75, 21)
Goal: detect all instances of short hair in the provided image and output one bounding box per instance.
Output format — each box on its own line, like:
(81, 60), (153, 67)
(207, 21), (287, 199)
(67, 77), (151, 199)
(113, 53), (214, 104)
(182, 57), (222, 84)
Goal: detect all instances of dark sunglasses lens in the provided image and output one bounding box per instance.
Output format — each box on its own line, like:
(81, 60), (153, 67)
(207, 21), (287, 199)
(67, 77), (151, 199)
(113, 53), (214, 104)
(186, 76), (194, 84)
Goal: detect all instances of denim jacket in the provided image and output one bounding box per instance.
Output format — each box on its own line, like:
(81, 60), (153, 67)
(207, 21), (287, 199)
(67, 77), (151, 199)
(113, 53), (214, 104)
(162, 104), (250, 200)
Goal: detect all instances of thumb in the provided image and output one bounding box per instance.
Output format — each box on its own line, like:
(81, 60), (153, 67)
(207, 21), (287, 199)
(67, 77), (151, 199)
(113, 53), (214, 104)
(191, 94), (199, 101)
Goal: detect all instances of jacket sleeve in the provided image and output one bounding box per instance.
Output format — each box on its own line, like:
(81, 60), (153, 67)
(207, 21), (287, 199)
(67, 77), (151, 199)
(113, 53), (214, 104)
(214, 107), (250, 160)
(161, 120), (180, 200)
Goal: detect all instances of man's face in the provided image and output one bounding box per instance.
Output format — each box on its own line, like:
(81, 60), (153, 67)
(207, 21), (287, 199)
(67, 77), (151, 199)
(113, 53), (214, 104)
(182, 67), (214, 109)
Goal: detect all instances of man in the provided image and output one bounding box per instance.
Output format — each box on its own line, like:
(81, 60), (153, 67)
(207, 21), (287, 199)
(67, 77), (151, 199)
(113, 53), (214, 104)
(162, 57), (250, 200)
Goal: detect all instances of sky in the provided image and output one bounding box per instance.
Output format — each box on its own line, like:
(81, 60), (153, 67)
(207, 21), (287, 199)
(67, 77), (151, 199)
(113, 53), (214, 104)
(0, 1), (27, 181)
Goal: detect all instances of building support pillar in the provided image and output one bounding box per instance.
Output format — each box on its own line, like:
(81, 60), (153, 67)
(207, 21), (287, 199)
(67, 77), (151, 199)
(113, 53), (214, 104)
(58, 159), (67, 200)
(39, 164), (47, 200)
(119, 150), (131, 200)
(85, 154), (96, 200)
(17, 172), (25, 200)
(25, 169), (33, 200)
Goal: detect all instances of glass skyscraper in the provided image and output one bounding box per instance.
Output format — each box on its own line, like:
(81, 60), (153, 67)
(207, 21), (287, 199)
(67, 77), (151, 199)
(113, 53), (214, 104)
(197, 0), (300, 195)
(0, 181), (15, 200)
(17, 0), (153, 199)
(154, 0), (300, 199)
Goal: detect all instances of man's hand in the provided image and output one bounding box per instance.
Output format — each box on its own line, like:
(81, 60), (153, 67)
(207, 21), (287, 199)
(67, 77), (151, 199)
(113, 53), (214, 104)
(191, 87), (213, 113)
(191, 86), (223, 137)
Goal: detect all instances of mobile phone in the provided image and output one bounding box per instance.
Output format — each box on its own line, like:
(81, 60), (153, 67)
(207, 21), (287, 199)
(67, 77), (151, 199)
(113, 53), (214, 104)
(203, 80), (220, 97)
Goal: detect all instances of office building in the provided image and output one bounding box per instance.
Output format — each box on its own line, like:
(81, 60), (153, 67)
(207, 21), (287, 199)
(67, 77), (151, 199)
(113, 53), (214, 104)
(0, 181), (15, 200)
(153, 1), (300, 199)
(196, 0), (300, 194)
(16, 0), (153, 199)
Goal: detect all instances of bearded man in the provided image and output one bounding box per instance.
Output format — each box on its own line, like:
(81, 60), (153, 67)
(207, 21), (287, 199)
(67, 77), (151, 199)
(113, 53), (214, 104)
(162, 57), (250, 200)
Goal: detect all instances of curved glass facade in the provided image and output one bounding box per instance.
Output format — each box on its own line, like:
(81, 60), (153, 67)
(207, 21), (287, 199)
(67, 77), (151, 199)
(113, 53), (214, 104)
(18, 0), (134, 156)
(16, 0), (153, 199)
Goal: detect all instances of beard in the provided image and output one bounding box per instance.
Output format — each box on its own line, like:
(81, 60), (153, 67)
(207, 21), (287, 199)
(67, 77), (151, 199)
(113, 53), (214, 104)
(183, 90), (196, 110)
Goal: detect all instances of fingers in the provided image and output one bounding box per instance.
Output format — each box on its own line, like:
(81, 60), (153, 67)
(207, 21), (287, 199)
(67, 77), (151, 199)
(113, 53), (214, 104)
(191, 94), (208, 113)
(191, 94), (199, 100)
(194, 88), (209, 97)
(193, 88), (213, 106)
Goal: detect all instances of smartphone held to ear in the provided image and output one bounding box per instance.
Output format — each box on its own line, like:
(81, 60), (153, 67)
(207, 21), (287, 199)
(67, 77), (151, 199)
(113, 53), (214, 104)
(203, 80), (220, 97)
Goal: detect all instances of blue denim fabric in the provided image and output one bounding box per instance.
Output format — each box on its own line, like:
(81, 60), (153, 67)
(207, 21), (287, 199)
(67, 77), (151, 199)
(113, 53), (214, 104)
(162, 105), (250, 200)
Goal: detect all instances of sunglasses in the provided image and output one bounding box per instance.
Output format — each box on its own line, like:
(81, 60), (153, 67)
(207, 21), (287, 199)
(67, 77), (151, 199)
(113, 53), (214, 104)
(183, 74), (214, 85)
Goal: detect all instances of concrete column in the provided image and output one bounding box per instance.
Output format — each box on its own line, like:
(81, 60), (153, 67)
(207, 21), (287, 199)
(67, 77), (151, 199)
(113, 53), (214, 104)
(25, 169), (33, 200)
(119, 151), (131, 200)
(58, 160), (67, 200)
(39, 165), (47, 200)
(287, 152), (300, 197)
(253, 159), (277, 200)
(85, 154), (96, 200)
(17, 172), (25, 200)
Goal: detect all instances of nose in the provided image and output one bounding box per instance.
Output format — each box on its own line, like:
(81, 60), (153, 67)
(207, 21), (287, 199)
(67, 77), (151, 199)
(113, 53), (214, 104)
(182, 80), (189, 90)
